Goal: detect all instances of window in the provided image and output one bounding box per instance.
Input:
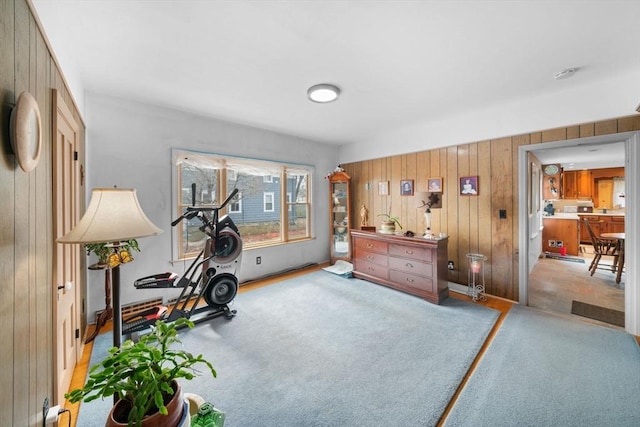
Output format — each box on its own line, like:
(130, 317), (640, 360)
(287, 171), (310, 240)
(173, 149), (313, 259)
(264, 192), (275, 212)
(229, 191), (242, 213)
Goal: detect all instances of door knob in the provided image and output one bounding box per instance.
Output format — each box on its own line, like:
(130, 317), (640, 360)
(57, 282), (73, 291)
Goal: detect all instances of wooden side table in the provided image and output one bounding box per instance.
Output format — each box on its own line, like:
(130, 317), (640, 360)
(85, 263), (113, 343)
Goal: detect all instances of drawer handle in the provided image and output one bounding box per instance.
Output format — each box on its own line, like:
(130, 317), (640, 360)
(366, 243), (373, 248)
(367, 255), (374, 260)
(405, 278), (414, 283)
(405, 250), (414, 254)
(406, 262), (413, 268)
(368, 266), (375, 271)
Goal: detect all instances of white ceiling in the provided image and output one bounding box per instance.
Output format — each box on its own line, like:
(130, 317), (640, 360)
(533, 141), (626, 170)
(32, 0), (638, 168)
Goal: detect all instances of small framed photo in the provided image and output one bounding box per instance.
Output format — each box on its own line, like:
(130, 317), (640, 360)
(378, 181), (389, 195)
(400, 179), (414, 196)
(427, 177), (443, 193)
(460, 176), (479, 196)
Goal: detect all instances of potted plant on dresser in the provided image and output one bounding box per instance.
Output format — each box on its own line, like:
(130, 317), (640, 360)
(377, 212), (402, 234)
(65, 318), (217, 427)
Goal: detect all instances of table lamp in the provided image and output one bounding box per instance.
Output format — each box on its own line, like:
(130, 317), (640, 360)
(57, 188), (162, 347)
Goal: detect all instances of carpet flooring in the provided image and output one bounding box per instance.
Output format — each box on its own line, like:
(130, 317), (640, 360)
(444, 304), (640, 426)
(77, 271), (499, 426)
(571, 300), (625, 327)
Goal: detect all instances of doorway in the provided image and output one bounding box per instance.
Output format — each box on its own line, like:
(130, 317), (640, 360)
(518, 132), (639, 335)
(53, 90), (83, 404)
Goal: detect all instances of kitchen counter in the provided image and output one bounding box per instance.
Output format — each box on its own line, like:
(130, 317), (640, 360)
(543, 213), (579, 220)
(543, 212), (625, 220)
(542, 216), (579, 255)
(577, 212), (625, 217)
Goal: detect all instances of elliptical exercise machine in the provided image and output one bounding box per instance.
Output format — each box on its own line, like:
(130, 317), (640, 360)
(122, 187), (242, 335)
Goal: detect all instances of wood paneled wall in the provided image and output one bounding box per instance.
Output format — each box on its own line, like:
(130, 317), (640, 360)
(342, 115), (640, 301)
(1, 1), (85, 425)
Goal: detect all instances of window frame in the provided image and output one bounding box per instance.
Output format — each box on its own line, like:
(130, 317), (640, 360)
(263, 192), (275, 212)
(172, 149), (313, 261)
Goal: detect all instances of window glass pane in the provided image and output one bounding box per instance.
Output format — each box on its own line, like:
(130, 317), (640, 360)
(179, 164), (219, 256)
(287, 172), (310, 240)
(288, 204), (309, 240)
(227, 168), (281, 245)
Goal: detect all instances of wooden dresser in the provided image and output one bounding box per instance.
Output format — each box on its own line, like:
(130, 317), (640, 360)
(351, 230), (449, 304)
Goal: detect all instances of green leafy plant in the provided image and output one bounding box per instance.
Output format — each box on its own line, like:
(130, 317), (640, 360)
(85, 239), (140, 265)
(65, 318), (216, 427)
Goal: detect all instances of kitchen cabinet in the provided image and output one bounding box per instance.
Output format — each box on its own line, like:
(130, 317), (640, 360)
(607, 216), (625, 233)
(562, 170), (592, 199)
(328, 170), (351, 264)
(578, 215), (625, 244)
(351, 230), (449, 304)
(542, 217), (579, 256)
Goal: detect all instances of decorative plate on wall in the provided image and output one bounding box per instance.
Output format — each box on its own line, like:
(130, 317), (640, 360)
(10, 91), (42, 172)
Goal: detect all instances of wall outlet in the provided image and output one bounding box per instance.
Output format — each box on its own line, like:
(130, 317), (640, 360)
(256, 256), (261, 265)
(447, 261), (454, 270)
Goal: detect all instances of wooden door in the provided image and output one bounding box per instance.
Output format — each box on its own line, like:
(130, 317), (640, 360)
(53, 91), (82, 404)
(562, 171), (577, 198)
(596, 179), (613, 208)
(577, 170), (593, 199)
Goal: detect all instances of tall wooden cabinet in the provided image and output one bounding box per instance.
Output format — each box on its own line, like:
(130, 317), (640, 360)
(328, 171), (351, 264)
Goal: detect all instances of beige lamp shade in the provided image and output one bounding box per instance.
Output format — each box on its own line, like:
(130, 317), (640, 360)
(58, 188), (163, 244)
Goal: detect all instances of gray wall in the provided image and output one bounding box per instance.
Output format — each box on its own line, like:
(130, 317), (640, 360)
(84, 93), (338, 320)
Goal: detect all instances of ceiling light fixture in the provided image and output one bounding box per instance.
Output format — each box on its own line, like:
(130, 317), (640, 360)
(307, 84), (340, 103)
(554, 67), (578, 80)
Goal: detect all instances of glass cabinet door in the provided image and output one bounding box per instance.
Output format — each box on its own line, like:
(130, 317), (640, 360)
(329, 171), (351, 264)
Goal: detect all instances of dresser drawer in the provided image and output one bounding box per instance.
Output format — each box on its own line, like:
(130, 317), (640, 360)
(355, 238), (388, 254)
(389, 243), (432, 262)
(388, 256), (432, 277)
(354, 259), (388, 280)
(389, 270), (434, 293)
(357, 249), (388, 267)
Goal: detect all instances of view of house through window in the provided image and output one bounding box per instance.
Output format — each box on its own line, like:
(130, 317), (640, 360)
(174, 150), (312, 259)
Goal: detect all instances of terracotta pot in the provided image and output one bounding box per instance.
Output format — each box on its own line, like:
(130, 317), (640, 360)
(106, 381), (184, 427)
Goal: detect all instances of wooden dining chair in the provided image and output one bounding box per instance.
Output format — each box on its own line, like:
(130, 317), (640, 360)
(583, 218), (620, 276)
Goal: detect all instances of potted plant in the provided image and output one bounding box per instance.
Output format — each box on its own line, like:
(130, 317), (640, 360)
(65, 318), (217, 427)
(85, 239), (140, 267)
(377, 213), (402, 234)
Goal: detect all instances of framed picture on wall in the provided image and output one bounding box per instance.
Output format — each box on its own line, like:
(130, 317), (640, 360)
(400, 179), (414, 196)
(460, 176), (479, 196)
(428, 177), (443, 192)
(378, 181), (389, 195)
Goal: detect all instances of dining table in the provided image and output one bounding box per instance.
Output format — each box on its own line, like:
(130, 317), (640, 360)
(601, 232), (625, 284)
